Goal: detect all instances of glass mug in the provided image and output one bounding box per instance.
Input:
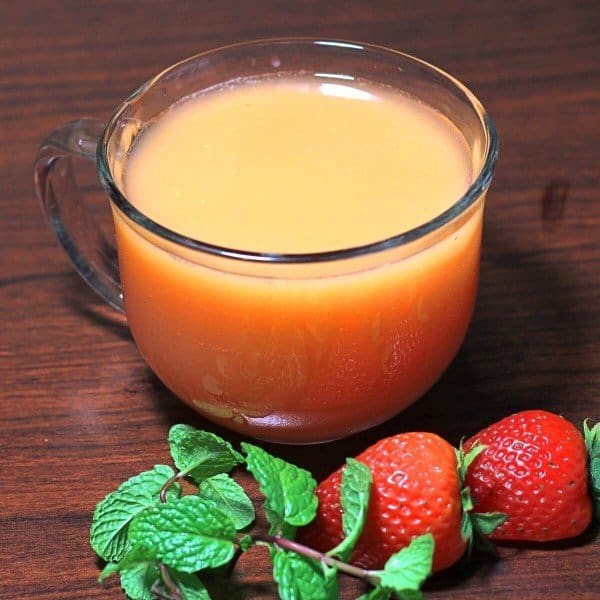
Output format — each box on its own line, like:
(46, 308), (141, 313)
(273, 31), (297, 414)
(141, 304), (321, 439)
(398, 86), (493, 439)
(34, 39), (497, 444)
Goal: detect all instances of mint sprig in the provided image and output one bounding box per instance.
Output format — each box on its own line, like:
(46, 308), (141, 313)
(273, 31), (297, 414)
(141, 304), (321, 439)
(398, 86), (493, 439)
(91, 427), (436, 600)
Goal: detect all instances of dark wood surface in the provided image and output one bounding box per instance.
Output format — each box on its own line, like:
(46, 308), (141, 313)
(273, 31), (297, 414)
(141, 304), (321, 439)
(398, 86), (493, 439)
(1, 1), (599, 598)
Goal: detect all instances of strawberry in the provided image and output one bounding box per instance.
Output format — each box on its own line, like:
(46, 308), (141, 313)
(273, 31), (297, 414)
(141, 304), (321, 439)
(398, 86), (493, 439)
(299, 432), (498, 572)
(465, 410), (600, 542)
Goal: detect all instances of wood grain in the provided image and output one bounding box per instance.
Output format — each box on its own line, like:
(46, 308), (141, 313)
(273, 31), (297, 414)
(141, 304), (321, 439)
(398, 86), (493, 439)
(1, 1), (598, 598)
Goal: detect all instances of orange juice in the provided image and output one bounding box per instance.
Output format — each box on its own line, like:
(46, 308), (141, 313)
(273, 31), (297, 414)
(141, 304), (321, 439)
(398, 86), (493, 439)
(115, 79), (483, 443)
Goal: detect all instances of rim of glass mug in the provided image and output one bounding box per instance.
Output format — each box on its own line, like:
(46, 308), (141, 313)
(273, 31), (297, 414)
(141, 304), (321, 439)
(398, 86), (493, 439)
(97, 37), (498, 265)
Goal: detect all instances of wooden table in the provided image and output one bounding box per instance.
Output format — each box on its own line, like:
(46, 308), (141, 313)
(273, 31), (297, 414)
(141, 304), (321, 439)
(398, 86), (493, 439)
(1, 1), (598, 598)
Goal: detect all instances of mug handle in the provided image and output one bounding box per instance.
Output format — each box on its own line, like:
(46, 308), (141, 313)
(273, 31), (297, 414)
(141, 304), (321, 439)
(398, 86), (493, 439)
(34, 118), (125, 313)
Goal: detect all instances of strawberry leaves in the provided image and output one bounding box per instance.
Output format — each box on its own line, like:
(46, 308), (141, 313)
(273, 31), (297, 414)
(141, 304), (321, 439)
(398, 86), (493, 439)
(584, 419), (600, 520)
(456, 441), (506, 554)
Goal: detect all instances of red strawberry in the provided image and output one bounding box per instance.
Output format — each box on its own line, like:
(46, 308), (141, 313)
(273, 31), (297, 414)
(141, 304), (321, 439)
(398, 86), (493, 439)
(299, 432), (483, 572)
(464, 410), (598, 542)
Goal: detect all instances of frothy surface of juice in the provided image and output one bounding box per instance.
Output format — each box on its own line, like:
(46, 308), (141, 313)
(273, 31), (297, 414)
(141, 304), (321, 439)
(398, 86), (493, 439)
(124, 79), (471, 253)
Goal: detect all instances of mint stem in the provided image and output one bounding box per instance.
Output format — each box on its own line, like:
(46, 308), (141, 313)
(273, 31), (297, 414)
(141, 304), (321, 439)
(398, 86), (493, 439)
(150, 581), (176, 600)
(157, 481), (184, 600)
(158, 564), (182, 600)
(252, 533), (380, 586)
(159, 473), (183, 504)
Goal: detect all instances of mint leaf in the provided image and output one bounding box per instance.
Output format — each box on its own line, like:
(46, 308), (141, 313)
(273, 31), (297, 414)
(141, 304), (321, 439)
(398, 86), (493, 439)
(373, 534), (434, 593)
(239, 534), (254, 551)
(242, 443), (317, 534)
(97, 545), (151, 582)
(128, 496), (236, 572)
(397, 591), (424, 600)
(97, 546), (160, 600)
(272, 548), (338, 600)
(328, 458), (372, 561)
(168, 425), (243, 484)
(119, 559), (160, 600)
(357, 588), (392, 600)
(359, 590), (422, 600)
(199, 473), (255, 530)
(90, 465), (180, 562)
(98, 561), (120, 583)
(169, 571), (211, 600)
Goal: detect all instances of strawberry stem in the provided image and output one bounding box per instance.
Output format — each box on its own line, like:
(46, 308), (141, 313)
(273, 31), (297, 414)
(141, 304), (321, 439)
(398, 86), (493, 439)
(252, 533), (381, 586)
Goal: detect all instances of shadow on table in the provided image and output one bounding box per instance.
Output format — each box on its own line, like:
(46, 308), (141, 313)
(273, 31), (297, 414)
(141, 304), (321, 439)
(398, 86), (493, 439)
(65, 273), (131, 341)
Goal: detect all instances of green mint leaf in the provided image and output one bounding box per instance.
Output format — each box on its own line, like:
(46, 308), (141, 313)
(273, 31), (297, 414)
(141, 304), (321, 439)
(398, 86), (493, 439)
(97, 546), (160, 600)
(169, 570), (211, 600)
(98, 561), (120, 583)
(584, 419), (600, 520)
(239, 534), (254, 551)
(357, 587), (392, 600)
(168, 425), (243, 484)
(97, 544), (152, 582)
(242, 443), (317, 533)
(128, 496), (236, 572)
(374, 533), (434, 593)
(119, 559), (160, 600)
(327, 458), (372, 561)
(272, 548), (338, 600)
(397, 591), (425, 600)
(198, 473), (255, 530)
(362, 590), (422, 600)
(90, 465), (180, 562)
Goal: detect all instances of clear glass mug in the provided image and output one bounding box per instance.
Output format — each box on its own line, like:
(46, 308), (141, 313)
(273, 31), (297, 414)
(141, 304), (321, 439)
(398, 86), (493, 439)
(34, 39), (497, 444)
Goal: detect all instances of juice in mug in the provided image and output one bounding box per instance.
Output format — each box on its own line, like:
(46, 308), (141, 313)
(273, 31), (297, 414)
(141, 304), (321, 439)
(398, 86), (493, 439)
(117, 79), (479, 442)
(35, 40), (497, 443)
